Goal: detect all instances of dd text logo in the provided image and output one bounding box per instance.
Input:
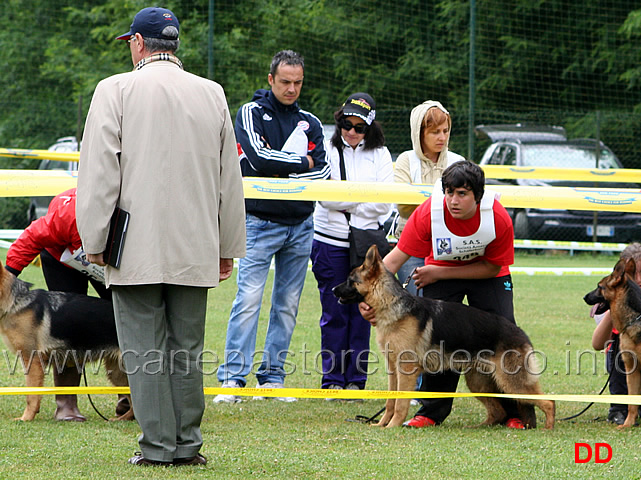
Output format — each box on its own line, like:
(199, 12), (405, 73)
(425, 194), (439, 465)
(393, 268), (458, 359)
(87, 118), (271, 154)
(574, 443), (612, 464)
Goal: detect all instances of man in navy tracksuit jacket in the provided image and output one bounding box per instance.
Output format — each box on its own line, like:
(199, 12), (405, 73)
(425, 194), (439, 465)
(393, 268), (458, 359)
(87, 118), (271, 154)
(235, 87), (329, 222)
(215, 50), (330, 402)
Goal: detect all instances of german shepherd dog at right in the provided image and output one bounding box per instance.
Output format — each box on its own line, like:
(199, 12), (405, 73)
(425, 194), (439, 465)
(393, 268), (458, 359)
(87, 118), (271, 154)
(0, 260), (132, 421)
(333, 245), (555, 429)
(584, 258), (641, 429)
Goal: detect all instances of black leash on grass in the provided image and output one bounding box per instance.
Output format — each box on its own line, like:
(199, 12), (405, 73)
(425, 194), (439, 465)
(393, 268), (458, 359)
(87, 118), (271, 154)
(347, 374), (612, 424)
(82, 367), (110, 422)
(558, 371), (611, 421)
(345, 406), (386, 424)
(559, 335), (618, 421)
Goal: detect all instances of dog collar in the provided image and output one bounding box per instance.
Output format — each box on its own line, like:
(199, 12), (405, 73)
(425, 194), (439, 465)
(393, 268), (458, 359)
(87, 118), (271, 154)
(620, 313), (641, 335)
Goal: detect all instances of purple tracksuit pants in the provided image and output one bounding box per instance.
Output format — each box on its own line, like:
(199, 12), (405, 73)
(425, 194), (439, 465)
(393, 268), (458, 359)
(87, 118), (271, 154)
(310, 240), (371, 389)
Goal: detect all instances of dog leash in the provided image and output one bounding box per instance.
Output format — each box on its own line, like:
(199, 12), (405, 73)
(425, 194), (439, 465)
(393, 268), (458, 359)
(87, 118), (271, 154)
(558, 370), (611, 422)
(345, 406), (386, 424)
(558, 333), (618, 422)
(82, 367), (111, 422)
(402, 268), (418, 289)
(346, 378), (613, 424)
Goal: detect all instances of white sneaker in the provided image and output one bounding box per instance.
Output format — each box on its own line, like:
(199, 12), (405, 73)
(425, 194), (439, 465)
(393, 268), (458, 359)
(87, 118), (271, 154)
(325, 384), (343, 402)
(213, 380), (243, 404)
(252, 381), (297, 402)
(345, 383), (364, 403)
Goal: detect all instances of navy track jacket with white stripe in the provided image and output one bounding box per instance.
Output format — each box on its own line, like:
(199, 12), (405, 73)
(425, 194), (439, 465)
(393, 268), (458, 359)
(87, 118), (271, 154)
(235, 88), (330, 225)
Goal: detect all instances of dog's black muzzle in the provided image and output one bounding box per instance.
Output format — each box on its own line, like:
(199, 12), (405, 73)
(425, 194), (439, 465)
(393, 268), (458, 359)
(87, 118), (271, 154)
(332, 281), (364, 305)
(583, 287), (609, 316)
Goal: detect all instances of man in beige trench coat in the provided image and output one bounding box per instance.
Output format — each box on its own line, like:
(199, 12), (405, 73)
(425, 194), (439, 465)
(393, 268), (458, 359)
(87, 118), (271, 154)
(76, 7), (246, 466)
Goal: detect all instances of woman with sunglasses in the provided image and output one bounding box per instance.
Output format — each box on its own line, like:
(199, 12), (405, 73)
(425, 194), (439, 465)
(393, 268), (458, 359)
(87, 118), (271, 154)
(394, 101), (466, 295)
(310, 93), (393, 397)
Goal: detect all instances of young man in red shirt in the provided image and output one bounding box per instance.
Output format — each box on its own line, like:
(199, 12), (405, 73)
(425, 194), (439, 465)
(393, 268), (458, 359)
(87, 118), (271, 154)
(360, 161), (526, 428)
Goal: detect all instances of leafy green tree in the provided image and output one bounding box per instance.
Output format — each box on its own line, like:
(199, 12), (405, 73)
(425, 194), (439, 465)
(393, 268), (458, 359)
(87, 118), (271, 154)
(1, 0), (641, 228)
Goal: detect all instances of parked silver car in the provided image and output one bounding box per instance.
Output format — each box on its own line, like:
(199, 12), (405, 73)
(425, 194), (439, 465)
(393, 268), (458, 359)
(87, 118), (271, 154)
(476, 124), (641, 242)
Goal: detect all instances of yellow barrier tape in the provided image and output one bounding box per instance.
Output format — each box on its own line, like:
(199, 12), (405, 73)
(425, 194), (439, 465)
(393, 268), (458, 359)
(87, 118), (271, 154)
(511, 267), (611, 276)
(1, 386), (638, 405)
(514, 239), (626, 251)
(0, 170), (639, 212)
(243, 178), (641, 212)
(482, 164), (641, 183)
(0, 170), (78, 197)
(2, 148), (640, 183)
(0, 387), (130, 395)
(0, 148), (79, 162)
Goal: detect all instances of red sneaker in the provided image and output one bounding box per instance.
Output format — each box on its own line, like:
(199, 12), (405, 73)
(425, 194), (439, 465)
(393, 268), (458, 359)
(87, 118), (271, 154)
(506, 418), (526, 429)
(403, 415), (436, 428)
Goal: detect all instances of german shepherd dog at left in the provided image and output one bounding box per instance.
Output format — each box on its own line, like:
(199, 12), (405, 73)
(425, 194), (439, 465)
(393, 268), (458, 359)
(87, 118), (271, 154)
(0, 261), (132, 421)
(584, 258), (641, 429)
(333, 245), (555, 429)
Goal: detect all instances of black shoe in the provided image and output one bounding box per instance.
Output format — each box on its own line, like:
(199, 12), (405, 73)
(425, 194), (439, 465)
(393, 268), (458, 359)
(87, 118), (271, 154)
(173, 454), (207, 466)
(128, 453), (171, 466)
(607, 411), (626, 425)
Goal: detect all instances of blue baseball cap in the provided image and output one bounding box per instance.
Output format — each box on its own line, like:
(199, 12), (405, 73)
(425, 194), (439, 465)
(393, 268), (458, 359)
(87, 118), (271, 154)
(116, 7), (179, 41)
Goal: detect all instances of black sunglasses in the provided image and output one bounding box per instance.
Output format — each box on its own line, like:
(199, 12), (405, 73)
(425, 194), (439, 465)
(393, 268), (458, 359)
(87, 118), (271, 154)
(338, 118), (368, 134)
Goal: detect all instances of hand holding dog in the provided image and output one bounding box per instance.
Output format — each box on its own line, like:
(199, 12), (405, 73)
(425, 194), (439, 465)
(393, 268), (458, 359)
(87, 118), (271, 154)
(359, 302), (377, 326)
(359, 266), (440, 320)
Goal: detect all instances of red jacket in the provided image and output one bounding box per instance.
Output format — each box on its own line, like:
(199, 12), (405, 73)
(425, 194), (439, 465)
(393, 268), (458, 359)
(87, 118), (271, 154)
(6, 188), (81, 274)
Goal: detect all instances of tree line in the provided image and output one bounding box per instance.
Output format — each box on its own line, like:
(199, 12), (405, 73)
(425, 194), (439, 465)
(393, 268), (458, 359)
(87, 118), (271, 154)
(1, 0), (640, 227)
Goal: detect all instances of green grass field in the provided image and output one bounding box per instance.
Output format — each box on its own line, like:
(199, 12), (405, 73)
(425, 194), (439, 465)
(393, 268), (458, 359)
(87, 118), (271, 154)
(0, 250), (636, 479)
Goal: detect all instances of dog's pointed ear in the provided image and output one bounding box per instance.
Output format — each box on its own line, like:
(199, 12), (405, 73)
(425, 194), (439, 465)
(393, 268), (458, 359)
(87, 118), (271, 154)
(613, 258), (626, 277)
(363, 244), (381, 268)
(609, 258), (630, 288)
(625, 258), (637, 277)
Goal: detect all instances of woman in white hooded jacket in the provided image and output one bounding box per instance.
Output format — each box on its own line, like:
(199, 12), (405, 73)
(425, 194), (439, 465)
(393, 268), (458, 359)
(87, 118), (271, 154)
(311, 93), (393, 394)
(394, 100), (466, 293)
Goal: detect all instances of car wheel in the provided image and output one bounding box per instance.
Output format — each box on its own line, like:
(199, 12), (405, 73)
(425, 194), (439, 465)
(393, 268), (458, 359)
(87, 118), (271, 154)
(513, 210), (529, 239)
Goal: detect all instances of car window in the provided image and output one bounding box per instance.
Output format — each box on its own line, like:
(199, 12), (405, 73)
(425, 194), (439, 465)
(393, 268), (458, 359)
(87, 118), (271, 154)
(521, 145), (619, 169)
(487, 145), (517, 166)
(49, 160), (72, 171)
(504, 146), (517, 166)
(486, 145), (503, 165)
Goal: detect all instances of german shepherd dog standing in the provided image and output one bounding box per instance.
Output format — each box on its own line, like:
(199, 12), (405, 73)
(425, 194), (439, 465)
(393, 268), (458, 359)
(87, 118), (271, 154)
(584, 258), (641, 429)
(333, 245), (555, 429)
(0, 261), (132, 421)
